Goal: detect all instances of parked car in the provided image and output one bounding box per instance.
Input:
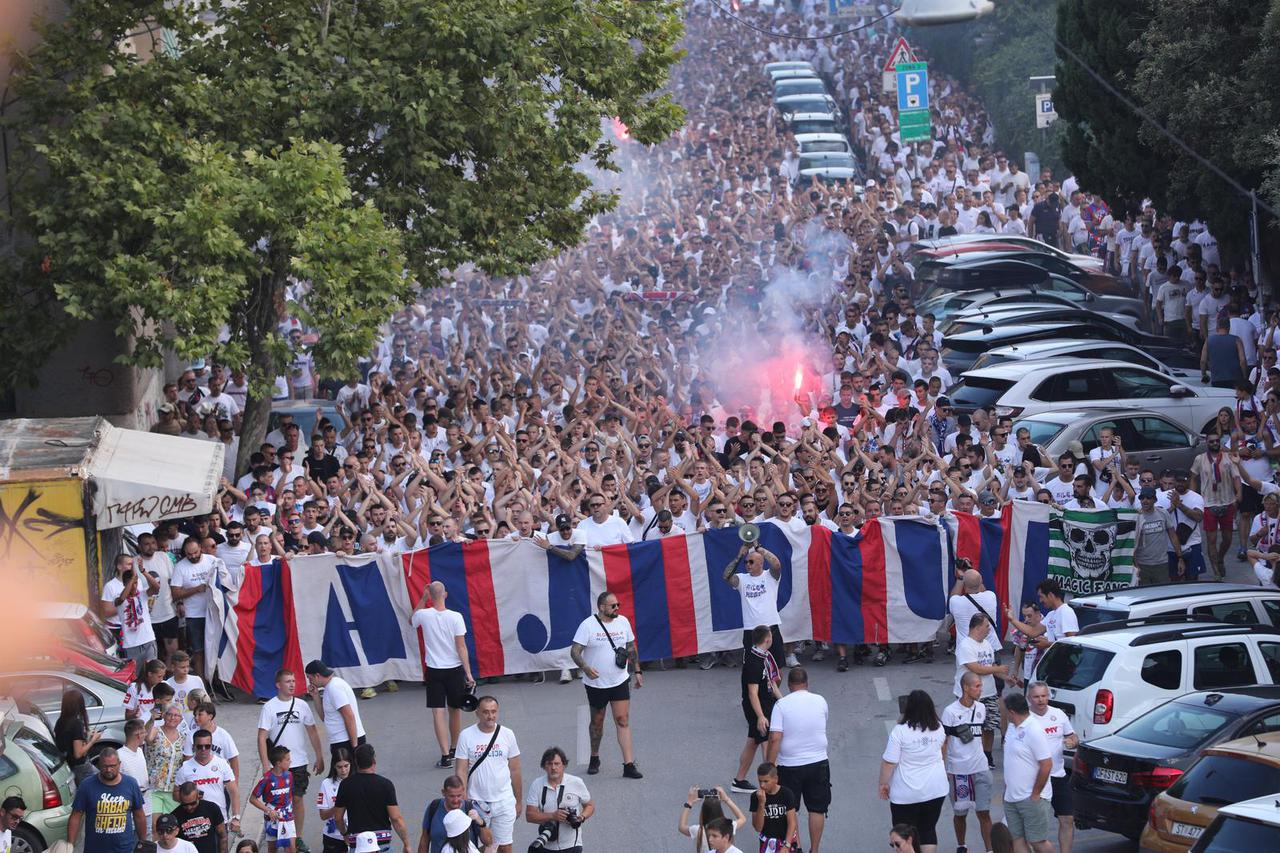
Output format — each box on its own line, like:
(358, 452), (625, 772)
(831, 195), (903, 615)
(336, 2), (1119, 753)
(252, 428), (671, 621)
(795, 133), (852, 156)
(1143, 729), (1280, 852)
(1072, 689), (1280, 841)
(35, 602), (117, 657)
(971, 338), (1200, 380)
(1035, 618), (1280, 746)
(915, 247), (1129, 298)
(1068, 583), (1280, 633)
(0, 710), (72, 853)
(0, 667), (130, 753)
(918, 288), (1079, 324)
(920, 257), (1144, 319)
(946, 359), (1235, 434)
(773, 77), (828, 100)
(1009, 408), (1207, 476)
(1189, 792), (1280, 850)
(907, 233), (1106, 273)
(786, 112), (839, 135)
(30, 641), (134, 686)
(941, 321), (1197, 375)
(775, 94), (841, 121)
(795, 166), (862, 190)
(941, 303), (1141, 336)
(764, 60), (816, 79)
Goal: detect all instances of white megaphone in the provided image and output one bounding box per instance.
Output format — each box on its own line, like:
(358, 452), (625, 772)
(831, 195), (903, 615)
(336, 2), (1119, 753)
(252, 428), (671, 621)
(896, 0), (995, 26)
(739, 523), (761, 544)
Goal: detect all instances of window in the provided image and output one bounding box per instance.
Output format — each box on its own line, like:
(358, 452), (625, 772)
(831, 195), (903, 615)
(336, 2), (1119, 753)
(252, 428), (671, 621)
(1193, 642), (1256, 690)
(1194, 814), (1280, 850)
(1117, 701), (1232, 750)
(0, 676), (100, 713)
(1258, 642), (1280, 683)
(1128, 417), (1192, 451)
(1032, 370), (1110, 403)
(1095, 347), (1158, 369)
(1112, 367), (1176, 399)
(1244, 711), (1280, 736)
(1011, 417), (1070, 448)
(947, 377), (1015, 411)
(1141, 649), (1183, 690)
(1080, 421), (1120, 454)
(1171, 754), (1280, 806)
(0, 755), (17, 783)
(1192, 602), (1260, 626)
(1262, 598), (1280, 627)
(12, 726), (64, 772)
(1037, 643), (1115, 690)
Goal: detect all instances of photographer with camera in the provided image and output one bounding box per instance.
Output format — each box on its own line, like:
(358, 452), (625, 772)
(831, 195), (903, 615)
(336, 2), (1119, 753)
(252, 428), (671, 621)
(570, 591), (643, 779)
(101, 552), (160, 666)
(523, 747), (592, 853)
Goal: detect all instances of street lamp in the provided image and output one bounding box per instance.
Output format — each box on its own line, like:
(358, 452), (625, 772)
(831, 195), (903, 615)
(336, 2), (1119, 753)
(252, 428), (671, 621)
(895, 0), (994, 26)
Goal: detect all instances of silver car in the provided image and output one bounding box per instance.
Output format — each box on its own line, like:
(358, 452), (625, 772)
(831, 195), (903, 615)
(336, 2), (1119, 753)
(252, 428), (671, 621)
(971, 338), (1201, 381)
(1011, 408), (1207, 473)
(0, 667), (129, 753)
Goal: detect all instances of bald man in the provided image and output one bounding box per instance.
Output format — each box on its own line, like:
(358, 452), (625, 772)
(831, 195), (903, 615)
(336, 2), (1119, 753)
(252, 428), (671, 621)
(411, 581), (476, 768)
(949, 564), (1005, 762)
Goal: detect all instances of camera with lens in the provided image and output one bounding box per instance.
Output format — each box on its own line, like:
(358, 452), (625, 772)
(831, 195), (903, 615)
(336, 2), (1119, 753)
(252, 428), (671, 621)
(529, 819), (559, 850)
(564, 807), (582, 829)
(614, 648), (630, 670)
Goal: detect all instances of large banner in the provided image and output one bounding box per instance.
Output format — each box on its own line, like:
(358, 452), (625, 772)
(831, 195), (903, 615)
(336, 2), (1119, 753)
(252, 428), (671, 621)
(1048, 507), (1138, 596)
(206, 507), (1134, 695)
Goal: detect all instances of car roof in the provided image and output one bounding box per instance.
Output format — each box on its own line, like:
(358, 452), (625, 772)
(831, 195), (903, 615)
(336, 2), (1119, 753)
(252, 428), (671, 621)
(1072, 582), (1265, 608)
(776, 94), (831, 104)
(1207, 730), (1280, 762)
(958, 358), (1141, 381)
(1172, 686), (1280, 713)
(796, 133), (848, 144)
(1071, 619), (1280, 648)
(1215, 792), (1280, 824)
(787, 112), (836, 121)
(1014, 407), (1182, 425)
(944, 321), (1099, 342)
(986, 339), (1139, 357)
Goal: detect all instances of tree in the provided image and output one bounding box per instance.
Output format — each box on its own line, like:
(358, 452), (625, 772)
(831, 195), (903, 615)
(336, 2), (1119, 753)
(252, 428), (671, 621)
(4, 0), (685, 470)
(1054, 0), (1164, 215)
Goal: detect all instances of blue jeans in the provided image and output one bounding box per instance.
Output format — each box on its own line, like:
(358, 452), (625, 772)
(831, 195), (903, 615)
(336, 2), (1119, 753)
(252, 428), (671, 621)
(1168, 544), (1205, 581)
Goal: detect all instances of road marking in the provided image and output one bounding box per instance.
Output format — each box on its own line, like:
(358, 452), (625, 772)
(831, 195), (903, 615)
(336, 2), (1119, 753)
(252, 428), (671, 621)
(577, 703), (590, 765)
(874, 677), (892, 702)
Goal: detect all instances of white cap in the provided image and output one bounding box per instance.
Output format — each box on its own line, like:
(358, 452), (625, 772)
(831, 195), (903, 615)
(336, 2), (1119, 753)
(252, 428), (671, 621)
(353, 833), (379, 853)
(442, 810), (473, 838)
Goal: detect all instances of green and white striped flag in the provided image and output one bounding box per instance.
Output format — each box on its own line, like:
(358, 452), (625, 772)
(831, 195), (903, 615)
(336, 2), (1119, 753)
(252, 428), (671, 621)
(1048, 507), (1139, 597)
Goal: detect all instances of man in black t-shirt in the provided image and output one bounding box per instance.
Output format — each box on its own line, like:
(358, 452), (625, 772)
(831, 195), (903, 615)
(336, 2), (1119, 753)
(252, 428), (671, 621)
(333, 744), (410, 853)
(731, 625), (783, 793)
(750, 762), (799, 852)
(171, 782), (226, 853)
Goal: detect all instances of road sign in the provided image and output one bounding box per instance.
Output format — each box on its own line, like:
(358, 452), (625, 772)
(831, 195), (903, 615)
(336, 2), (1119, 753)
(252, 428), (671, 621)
(899, 109), (931, 143)
(881, 36), (917, 93)
(1035, 92), (1057, 129)
(895, 61), (929, 112)
(828, 0), (879, 17)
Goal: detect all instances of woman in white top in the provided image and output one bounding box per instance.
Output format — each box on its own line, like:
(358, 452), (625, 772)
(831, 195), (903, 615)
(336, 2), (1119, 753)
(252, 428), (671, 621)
(879, 690), (948, 853)
(677, 786), (746, 853)
(315, 747), (352, 853)
(441, 810), (483, 853)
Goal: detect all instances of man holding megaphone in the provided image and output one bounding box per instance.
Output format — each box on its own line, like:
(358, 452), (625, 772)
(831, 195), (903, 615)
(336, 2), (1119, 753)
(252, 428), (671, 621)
(723, 539), (786, 672)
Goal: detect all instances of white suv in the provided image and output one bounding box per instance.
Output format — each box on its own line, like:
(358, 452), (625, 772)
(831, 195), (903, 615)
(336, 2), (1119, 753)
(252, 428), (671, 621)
(1034, 619), (1280, 745)
(1191, 793), (1280, 850)
(1070, 582), (1280, 631)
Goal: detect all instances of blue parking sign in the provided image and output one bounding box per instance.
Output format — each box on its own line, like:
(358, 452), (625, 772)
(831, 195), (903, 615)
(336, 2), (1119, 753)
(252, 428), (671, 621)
(895, 62), (929, 113)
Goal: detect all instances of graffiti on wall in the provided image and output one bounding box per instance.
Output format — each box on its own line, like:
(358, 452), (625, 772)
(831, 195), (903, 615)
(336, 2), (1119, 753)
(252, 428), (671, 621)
(0, 480), (88, 596)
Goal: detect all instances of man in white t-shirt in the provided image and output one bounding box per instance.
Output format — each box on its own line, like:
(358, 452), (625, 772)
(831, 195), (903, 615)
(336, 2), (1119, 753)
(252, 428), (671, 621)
(943, 672), (993, 853)
(955, 613), (1007, 769)
(175, 729), (239, 826)
(410, 581), (476, 769)
(1001, 693), (1054, 853)
(574, 494), (634, 548)
(137, 531), (179, 665)
(215, 523), (252, 589)
(101, 552), (159, 666)
(1029, 681), (1078, 853)
(305, 660), (367, 766)
(256, 669), (324, 842)
(1035, 580), (1080, 650)
(170, 538), (219, 676)
(118, 719), (152, 822)
(571, 592), (642, 780)
(722, 543), (786, 670)
(455, 697), (521, 853)
(766, 667), (830, 853)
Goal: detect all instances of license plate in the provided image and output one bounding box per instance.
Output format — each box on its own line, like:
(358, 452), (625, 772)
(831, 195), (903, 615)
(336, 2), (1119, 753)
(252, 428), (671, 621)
(1171, 822), (1204, 839)
(1093, 767), (1128, 784)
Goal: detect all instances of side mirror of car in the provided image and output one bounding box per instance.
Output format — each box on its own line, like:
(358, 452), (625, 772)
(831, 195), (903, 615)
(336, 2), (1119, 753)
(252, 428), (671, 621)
(1169, 385), (1192, 398)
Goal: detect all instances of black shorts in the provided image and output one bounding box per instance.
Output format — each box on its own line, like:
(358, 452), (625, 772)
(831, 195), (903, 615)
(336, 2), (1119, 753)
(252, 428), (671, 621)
(889, 797), (945, 846)
(289, 765), (311, 797)
(741, 701), (773, 744)
(322, 837), (347, 853)
(1050, 773), (1073, 817)
(777, 759), (831, 814)
(1241, 484), (1264, 514)
(584, 681), (630, 710)
(154, 617), (180, 641)
(185, 617), (205, 652)
(425, 665), (468, 709)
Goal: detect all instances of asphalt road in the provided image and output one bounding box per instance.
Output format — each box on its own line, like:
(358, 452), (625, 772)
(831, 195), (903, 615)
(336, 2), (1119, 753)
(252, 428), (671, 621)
(216, 557), (1257, 853)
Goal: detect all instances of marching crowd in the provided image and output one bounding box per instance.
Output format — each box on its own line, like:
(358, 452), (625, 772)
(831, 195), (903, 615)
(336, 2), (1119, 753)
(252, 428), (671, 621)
(63, 2), (1280, 853)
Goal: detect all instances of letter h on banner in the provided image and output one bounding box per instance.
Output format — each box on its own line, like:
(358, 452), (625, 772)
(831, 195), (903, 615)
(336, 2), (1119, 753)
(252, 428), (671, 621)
(322, 562), (407, 667)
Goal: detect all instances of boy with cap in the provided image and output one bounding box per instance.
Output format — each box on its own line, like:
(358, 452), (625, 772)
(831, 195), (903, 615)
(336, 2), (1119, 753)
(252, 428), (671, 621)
(155, 814), (198, 853)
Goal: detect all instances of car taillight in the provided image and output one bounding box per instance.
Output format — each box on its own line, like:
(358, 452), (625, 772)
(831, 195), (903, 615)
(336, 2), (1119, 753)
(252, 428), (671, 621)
(1093, 689), (1114, 724)
(33, 755), (62, 808)
(1133, 767), (1182, 790)
(994, 405), (1024, 418)
(1074, 752), (1088, 776)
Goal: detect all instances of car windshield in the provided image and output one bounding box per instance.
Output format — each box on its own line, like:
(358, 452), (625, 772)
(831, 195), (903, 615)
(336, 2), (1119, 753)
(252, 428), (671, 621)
(801, 141), (847, 153)
(1117, 702), (1235, 750)
(800, 155), (854, 171)
(68, 642), (128, 671)
(1195, 815), (1280, 851)
(947, 377), (1015, 411)
(779, 98), (830, 113)
(1037, 642), (1115, 691)
(1171, 754), (1280, 807)
(1010, 416), (1071, 448)
(12, 726), (64, 772)
(791, 120), (835, 134)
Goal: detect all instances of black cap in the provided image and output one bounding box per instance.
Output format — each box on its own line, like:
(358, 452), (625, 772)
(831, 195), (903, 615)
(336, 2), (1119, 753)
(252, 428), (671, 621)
(304, 660), (334, 677)
(936, 396), (952, 407)
(156, 815), (179, 833)
(555, 514), (572, 530)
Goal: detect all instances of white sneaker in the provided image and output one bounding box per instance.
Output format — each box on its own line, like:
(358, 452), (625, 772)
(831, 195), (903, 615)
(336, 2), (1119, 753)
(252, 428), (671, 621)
(559, 669), (572, 684)
(785, 654), (799, 667)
